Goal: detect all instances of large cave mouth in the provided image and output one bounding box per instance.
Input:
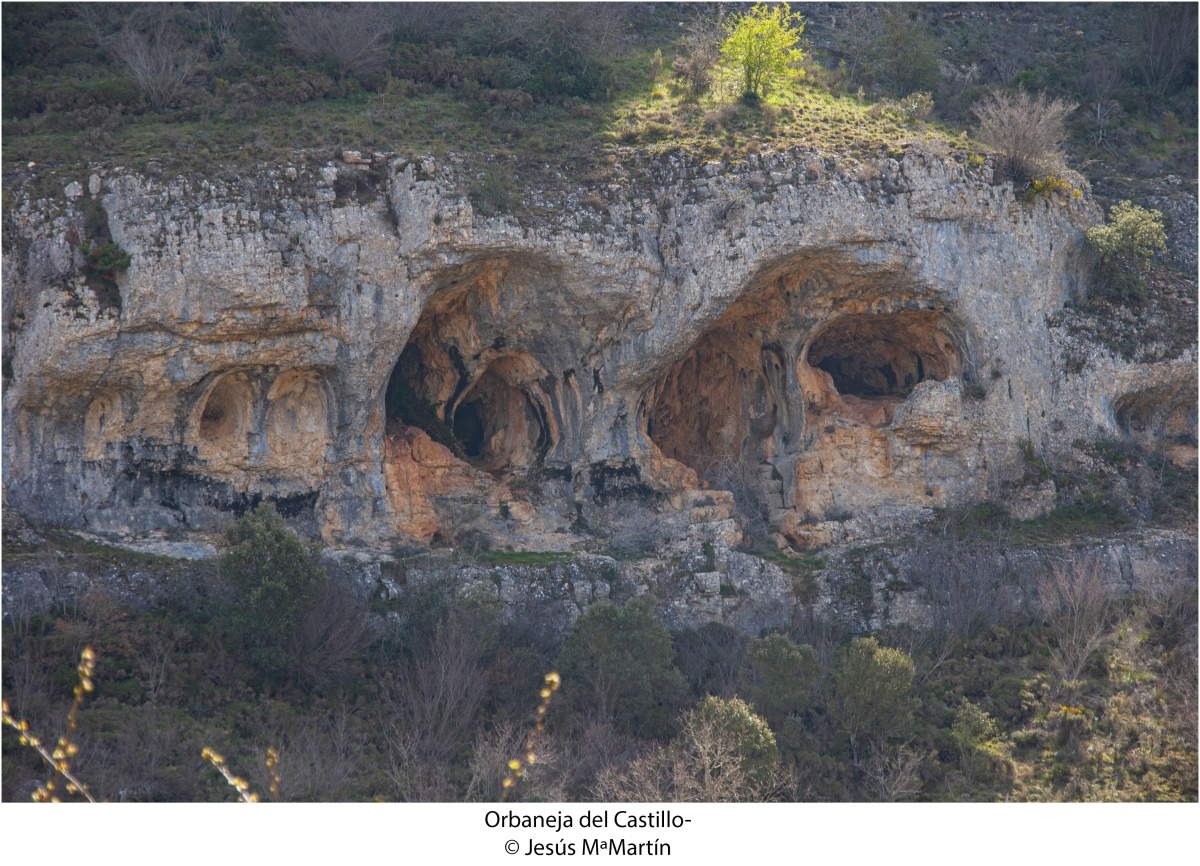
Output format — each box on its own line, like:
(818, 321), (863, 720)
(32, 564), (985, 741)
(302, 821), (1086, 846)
(805, 310), (962, 398)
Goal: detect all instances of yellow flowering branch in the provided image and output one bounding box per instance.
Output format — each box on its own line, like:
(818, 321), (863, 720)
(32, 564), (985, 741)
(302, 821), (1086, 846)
(266, 747), (282, 803)
(201, 748), (261, 802)
(1, 646), (98, 802)
(500, 671), (561, 802)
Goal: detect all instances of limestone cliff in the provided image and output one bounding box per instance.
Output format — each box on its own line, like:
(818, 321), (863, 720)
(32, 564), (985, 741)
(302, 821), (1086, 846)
(2, 147), (1195, 552)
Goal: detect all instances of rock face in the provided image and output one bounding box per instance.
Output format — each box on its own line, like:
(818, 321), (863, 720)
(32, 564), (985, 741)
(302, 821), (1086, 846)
(2, 149), (1195, 550)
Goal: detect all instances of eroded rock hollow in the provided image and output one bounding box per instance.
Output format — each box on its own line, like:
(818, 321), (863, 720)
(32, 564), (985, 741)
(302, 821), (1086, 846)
(3, 149), (1195, 553)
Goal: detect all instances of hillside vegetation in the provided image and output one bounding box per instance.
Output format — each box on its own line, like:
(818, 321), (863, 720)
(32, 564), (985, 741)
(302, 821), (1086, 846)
(3, 506), (1196, 802)
(3, 3), (1195, 188)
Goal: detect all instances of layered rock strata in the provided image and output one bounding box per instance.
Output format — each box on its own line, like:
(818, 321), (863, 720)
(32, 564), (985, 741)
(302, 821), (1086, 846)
(3, 149), (1194, 550)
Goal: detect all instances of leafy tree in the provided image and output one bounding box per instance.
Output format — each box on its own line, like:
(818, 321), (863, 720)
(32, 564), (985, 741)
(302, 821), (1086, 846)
(234, 2), (281, 56)
(1085, 201), (1168, 303)
(682, 696), (780, 789)
(720, 2), (805, 100)
(832, 637), (915, 757)
(219, 502), (326, 680)
(556, 596), (688, 737)
(739, 633), (820, 731)
(876, 6), (940, 97)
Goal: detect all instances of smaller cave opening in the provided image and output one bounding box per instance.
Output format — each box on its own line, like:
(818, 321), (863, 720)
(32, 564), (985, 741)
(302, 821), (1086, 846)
(453, 365), (548, 472)
(385, 342), (459, 449)
(385, 341), (553, 473)
(199, 378), (251, 444)
(1114, 387), (1198, 452)
(452, 398), (486, 457)
(805, 311), (962, 398)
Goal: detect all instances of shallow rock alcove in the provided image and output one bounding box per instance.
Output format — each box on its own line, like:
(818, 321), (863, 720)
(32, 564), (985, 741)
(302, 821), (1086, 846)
(1114, 383), (1198, 464)
(194, 373), (253, 467)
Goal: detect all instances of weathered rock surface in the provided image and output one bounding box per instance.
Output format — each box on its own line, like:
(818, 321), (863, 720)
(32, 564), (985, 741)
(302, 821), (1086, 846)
(2, 147), (1194, 554)
(5, 522), (1193, 639)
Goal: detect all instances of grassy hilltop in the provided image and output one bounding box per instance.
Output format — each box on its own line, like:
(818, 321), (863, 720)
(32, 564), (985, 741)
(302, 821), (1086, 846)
(3, 3), (1195, 187)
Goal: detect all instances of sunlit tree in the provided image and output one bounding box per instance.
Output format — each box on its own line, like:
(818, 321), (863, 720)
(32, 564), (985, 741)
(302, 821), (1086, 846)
(720, 2), (805, 100)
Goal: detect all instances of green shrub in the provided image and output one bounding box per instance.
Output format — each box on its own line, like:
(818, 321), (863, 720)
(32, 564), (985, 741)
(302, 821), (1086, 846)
(876, 7), (941, 97)
(556, 596), (689, 737)
(951, 700), (1002, 778)
(832, 637), (915, 755)
(219, 502), (326, 680)
(1085, 201), (1167, 304)
(685, 695), (780, 788)
(739, 633), (819, 731)
(471, 164), (512, 216)
(83, 242), (130, 309)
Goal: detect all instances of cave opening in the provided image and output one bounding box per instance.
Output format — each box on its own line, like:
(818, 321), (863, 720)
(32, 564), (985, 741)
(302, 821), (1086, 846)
(1113, 387), (1198, 450)
(385, 334), (553, 474)
(805, 310), (962, 398)
(452, 398), (485, 456)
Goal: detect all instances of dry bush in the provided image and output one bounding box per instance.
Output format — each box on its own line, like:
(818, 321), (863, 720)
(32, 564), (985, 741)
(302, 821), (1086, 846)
(972, 89), (1077, 182)
(1036, 554), (1114, 688)
(546, 721), (645, 798)
(251, 706), (368, 802)
(790, 608), (851, 670)
(853, 161), (880, 183)
(690, 451), (771, 541)
(130, 621), (180, 705)
(381, 608), (490, 764)
(466, 721), (566, 802)
(911, 537), (1012, 641)
(479, 2), (629, 83)
(77, 706), (188, 802)
(282, 2), (394, 81)
(1164, 651), (1198, 750)
(674, 622), (747, 700)
(381, 727), (456, 802)
(1089, 99), (1123, 148)
(388, 1), (467, 44)
(109, 8), (203, 111)
(200, 2), (238, 55)
(1130, 4), (1198, 100)
(703, 102), (739, 130)
(289, 572), (372, 687)
(1083, 55), (1124, 102)
(833, 4), (883, 81)
(594, 698), (784, 803)
(856, 742), (927, 802)
(672, 12), (724, 98)
(986, 49), (1026, 88)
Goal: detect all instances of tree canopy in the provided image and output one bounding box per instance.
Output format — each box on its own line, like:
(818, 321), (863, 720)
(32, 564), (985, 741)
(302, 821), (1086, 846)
(720, 2), (805, 100)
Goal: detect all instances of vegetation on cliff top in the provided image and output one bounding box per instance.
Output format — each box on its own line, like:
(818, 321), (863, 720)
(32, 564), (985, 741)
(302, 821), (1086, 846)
(3, 3), (1194, 192)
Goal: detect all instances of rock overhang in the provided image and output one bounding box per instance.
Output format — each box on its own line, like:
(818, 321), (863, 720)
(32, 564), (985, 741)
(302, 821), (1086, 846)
(6, 147), (1187, 553)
